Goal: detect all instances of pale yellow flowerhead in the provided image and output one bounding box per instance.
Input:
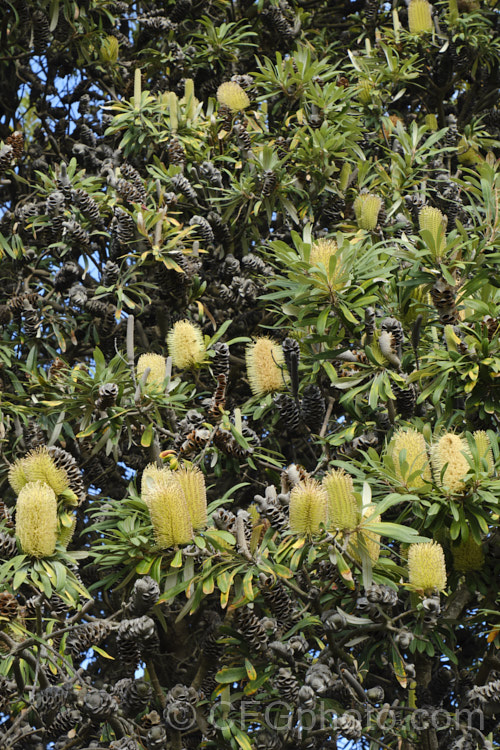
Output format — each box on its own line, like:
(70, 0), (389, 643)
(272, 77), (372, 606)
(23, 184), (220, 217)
(167, 320), (205, 369)
(452, 534), (484, 572)
(217, 82), (250, 112)
(147, 474), (193, 548)
(137, 353), (167, 389)
(408, 0), (433, 33)
(431, 433), (471, 493)
(246, 337), (287, 397)
(353, 193), (382, 231)
(408, 541), (447, 593)
(141, 464), (173, 506)
(348, 505), (381, 565)
(389, 429), (431, 488)
(176, 465), (207, 530)
(419, 206), (446, 255)
(289, 479), (327, 535)
(308, 239), (348, 291)
(16, 481), (58, 557)
(473, 431), (494, 475)
(322, 469), (360, 531)
(9, 447), (69, 496)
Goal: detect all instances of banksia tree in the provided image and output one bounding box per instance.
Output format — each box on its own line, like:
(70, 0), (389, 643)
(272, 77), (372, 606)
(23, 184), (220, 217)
(1, 0), (500, 748)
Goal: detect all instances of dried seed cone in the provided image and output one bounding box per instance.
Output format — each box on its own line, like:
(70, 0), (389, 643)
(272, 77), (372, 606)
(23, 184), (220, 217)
(9, 447), (69, 496)
(322, 469), (360, 531)
(137, 354), (167, 389)
(452, 535), (484, 572)
(16, 481), (58, 557)
(408, 0), (433, 33)
(389, 429), (431, 488)
(431, 433), (471, 493)
(353, 194), (382, 231)
(408, 541), (447, 593)
(289, 479), (327, 535)
(246, 337), (287, 396)
(175, 465), (207, 530)
(216, 82), (250, 112)
(473, 431), (494, 475)
(147, 476), (193, 548)
(348, 505), (381, 565)
(418, 206), (446, 255)
(167, 320), (205, 369)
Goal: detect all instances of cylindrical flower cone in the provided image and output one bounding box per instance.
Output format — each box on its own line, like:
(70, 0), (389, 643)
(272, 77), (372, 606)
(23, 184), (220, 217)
(322, 469), (360, 531)
(175, 465), (207, 530)
(141, 464), (172, 506)
(9, 447), (69, 496)
(431, 433), (471, 493)
(58, 514), (77, 549)
(167, 320), (205, 369)
(147, 476), (193, 548)
(348, 505), (381, 565)
(389, 428), (431, 488)
(408, 541), (447, 593)
(408, 0), (433, 33)
(473, 431), (494, 475)
(356, 79), (372, 104)
(418, 206), (446, 256)
(451, 534), (484, 572)
(16, 481), (58, 557)
(353, 193), (382, 231)
(308, 239), (347, 290)
(289, 479), (327, 536)
(217, 82), (250, 112)
(137, 353), (167, 390)
(246, 337), (288, 397)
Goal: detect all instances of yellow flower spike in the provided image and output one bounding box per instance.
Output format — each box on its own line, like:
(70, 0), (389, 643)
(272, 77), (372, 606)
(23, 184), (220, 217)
(58, 514), (77, 549)
(289, 479), (327, 536)
(16, 481), (58, 557)
(322, 468), (360, 531)
(473, 431), (494, 475)
(167, 320), (206, 369)
(245, 337), (287, 397)
(176, 465), (207, 530)
(353, 193), (382, 231)
(431, 433), (471, 493)
(408, 541), (447, 593)
(147, 475), (193, 548)
(356, 79), (372, 104)
(452, 534), (485, 572)
(9, 447), (69, 496)
(216, 82), (250, 112)
(389, 428), (431, 488)
(408, 0), (433, 33)
(418, 206), (446, 256)
(141, 463), (172, 506)
(136, 353), (167, 389)
(348, 505), (381, 565)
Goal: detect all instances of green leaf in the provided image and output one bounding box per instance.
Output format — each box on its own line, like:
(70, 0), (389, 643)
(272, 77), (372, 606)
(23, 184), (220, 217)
(141, 423), (154, 447)
(215, 667), (247, 683)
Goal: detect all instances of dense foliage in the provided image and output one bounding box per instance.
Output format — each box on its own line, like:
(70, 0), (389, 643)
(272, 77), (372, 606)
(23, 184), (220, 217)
(1, 0), (500, 748)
